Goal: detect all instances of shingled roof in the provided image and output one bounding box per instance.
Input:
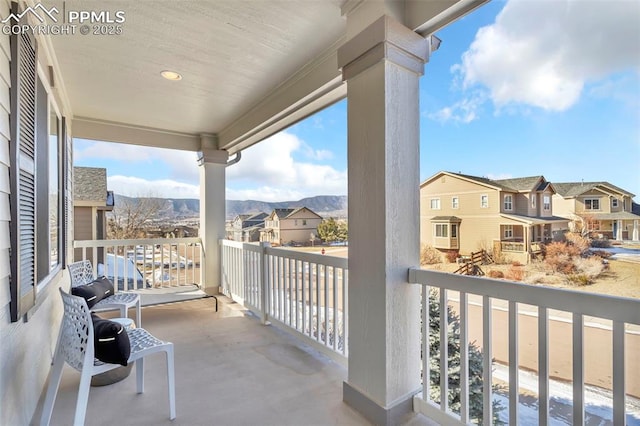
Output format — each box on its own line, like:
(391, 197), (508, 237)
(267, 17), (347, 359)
(74, 167), (108, 203)
(494, 176), (545, 192)
(553, 182), (635, 198)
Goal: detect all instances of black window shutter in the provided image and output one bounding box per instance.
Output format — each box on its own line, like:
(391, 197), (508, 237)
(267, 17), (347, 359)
(9, 3), (38, 322)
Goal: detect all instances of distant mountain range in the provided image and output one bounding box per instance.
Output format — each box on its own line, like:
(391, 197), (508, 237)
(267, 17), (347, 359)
(113, 194), (347, 221)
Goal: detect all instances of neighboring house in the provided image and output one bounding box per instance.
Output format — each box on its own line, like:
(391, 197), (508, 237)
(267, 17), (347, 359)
(230, 212), (268, 242)
(420, 171), (569, 264)
(553, 182), (640, 241)
(73, 167), (114, 267)
(260, 208), (323, 246)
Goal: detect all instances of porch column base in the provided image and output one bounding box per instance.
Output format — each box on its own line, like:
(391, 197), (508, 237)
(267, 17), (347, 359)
(343, 382), (419, 426)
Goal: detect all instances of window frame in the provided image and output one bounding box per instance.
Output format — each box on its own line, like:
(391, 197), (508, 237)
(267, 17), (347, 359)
(531, 194), (536, 208)
(430, 198), (441, 210)
(584, 198), (600, 211)
(434, 223), (448, 238)
(504, 225), (514, 239)
(543, 195), (551, 211)
(504, 194), (513, 211)
(451, 196), (459, 209)
(612, 198), (619, 208)
(480, 194), (489, 208)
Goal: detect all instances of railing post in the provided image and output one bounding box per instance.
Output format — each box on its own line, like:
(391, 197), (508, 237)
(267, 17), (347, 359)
(260, 242), (271, 325)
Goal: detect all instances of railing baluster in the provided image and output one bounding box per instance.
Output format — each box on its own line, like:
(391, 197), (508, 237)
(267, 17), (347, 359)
(460, 291), (469, 423)
(343, 268), (348, 356)
(439, 289), (448, 411)
(302, 261), (307, 334)
(333, 266), (338, 351)
(613, 320), (626, 426)
(573, 313), (584, 425)
(509, 300), (519, 425)
(324, 266), (329, 346)
(483, 295), (493, 425)
(538, 307), (549, 426)
(294, 259), (299, 331)
(422, 286), (429, 399)
(316, 264), (321, 342)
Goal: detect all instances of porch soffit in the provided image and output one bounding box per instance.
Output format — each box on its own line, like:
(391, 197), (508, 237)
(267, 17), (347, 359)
(500, 213), (570, 226)
(39, 0), (482, 153)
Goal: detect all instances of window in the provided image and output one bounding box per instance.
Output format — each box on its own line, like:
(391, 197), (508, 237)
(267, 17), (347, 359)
(294, 219), (298, 226)
(9, 17), (66, 321)
(452, 196), (459, 209)
(612, 198), (619, 208)
(302, 219), (307, 226)
(590, 220), (601, 231)
(504, 194), (513, 211)
(543, 195), (551, 211)
(480, 194), (489, 208)
(435, 224), (448, 237)
(584, 198), (600, 210)
(430, 198), (441, 210)
(451, 224), (458, 238)
(504, 225), (514, 239)
(531, 194), (536, 208)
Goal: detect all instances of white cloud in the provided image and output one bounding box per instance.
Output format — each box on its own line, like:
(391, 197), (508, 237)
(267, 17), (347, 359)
(428, 92), (486, 123)
(486, 173), (513, 181)
(226, 131), (347, 200)
(108, 175), (200, 199)
(456, 0), (640, 111)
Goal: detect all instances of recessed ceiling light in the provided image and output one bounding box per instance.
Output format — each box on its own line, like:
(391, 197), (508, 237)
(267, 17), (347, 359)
(160, 70), (182, 81)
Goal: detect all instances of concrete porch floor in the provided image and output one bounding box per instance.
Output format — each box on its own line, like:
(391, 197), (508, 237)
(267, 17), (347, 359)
(35, 296), (436, 426)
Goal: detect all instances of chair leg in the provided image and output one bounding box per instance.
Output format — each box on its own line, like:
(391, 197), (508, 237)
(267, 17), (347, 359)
(136, 357), (145, 394)
(135, 299), (142, 327)
(166, 344), (176, 420)
(119, 305), (127, 320)
(40, 353), (65, 426)
(73, 368), (93, 426)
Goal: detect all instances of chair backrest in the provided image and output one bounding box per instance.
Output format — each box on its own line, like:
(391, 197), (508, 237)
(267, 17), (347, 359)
(68, 260), (95, 288)
(58, 289), (95, 372)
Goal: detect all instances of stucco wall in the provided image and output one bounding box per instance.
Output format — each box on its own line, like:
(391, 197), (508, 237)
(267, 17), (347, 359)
(0, 3), (66, 423)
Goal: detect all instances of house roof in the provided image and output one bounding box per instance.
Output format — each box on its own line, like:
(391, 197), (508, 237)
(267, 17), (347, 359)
(430, 216), (462, 222)
(494, 176), (554, 193)
(73, 167), (108, 203)
(581, 211), (640, 220)
(271, 208), (296, 220)
(553, 182), (635, 198)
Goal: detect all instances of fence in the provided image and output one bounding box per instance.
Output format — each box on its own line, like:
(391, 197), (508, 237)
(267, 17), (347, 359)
(220, 240), (348, 361)
(74, 238), (202, 290)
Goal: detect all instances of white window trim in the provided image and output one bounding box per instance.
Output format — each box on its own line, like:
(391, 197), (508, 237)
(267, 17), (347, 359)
(504, 194), (513, 211)
(612, 198), (619, 208)
(543, 195), (551, 211)
(584, 197), (600, 211)
(434, 223), (448, 238)
(430, 198), (441, 210)
(452, 196), (459, 209)
(480, 194), (489, 208)
(504, 225), (514, 239)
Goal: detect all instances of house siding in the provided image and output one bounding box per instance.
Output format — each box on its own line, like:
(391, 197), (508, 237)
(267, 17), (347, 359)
(0, 5), (68, 424)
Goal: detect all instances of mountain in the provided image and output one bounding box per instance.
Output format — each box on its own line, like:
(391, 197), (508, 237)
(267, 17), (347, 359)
(112, 194), (347, 221)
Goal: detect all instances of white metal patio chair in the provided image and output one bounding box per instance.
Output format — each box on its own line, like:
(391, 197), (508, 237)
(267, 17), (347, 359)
(40, 289), (176, 426)
(68, 259), (142, 326)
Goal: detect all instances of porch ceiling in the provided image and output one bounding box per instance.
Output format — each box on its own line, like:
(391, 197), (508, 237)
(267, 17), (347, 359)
(39, 0), (476, 154)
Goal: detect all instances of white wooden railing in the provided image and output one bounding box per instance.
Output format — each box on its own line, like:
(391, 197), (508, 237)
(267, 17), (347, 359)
(409, 268), (640, 425)
(74, 238), (202, 290)
(220, 240), (348, 361)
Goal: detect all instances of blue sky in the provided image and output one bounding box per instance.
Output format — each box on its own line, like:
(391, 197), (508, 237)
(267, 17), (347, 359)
(75, 0), (640, 202)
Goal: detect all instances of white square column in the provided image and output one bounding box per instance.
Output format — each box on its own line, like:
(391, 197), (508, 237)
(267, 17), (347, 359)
(198, 145), (228, 294)
(339, 16), (428, 425)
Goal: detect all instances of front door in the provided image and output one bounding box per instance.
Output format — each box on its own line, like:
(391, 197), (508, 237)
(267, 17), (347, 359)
(613, 221), (618, 239)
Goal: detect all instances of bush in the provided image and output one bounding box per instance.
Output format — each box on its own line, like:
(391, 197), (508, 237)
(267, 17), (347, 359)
(421, 245), (442, 265)
(505, 264), (525, 281)
(445, 250), (459, 263)
(545, 253), (576, 274)
(590, 249), (612, 259)
(567, 273), (592, 286)
(590, 238), (612, 248)
(545, 241), (581, 259)
(487, 270), (505, 279)
(573, 257), (607, 281)
(565, 232), (590, 255)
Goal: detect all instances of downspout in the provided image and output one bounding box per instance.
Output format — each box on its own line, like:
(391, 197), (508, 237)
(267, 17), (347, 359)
(226, 151), (241, 167)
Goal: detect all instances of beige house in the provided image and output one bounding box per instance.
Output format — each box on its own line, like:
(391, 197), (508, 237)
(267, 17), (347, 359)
(260, 207), (322, 246)
(553, 182), (640, 241)
(420, 171), (569, 264)
(73, 167), (113, 266)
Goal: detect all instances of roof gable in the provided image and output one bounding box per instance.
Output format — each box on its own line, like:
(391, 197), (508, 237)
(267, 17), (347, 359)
(554, 182), (635, 198)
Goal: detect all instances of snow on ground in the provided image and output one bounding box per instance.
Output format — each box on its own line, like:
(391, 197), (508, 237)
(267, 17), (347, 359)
(493, 364), (640, 425)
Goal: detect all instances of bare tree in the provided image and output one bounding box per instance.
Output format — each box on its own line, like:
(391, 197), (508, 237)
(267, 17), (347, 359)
(107, 195), (165, 239)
